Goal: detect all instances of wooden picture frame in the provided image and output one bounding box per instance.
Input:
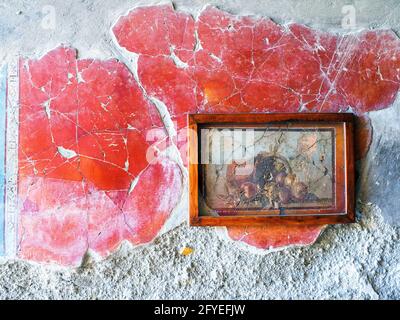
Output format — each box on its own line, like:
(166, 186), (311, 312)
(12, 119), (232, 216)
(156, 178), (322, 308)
(188, 113), (355, 227)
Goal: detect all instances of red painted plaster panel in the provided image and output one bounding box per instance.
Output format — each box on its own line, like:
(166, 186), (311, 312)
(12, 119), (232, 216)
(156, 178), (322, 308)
(122, 157), (183, 245)
(112, 4), (195, 62)
(112, 5), (400, 252)
(18, 46), (183, 265)
(114, 6), (400, 117)
(227, 225), (323, 250)
(14, 4), (400, 265)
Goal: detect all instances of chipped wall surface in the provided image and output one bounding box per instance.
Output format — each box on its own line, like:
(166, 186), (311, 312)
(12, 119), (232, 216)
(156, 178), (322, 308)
(0, 0), (400, 299)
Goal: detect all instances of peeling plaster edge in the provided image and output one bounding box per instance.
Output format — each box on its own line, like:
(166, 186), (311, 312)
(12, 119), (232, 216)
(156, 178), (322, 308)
(358, 96), (400, 226)
(151, 144), (188, 237)
(189, 2), (369, 36)
(0, 202), (386, 269)
(106, 1), (368, 36)
(193, 3), (396, 35)
(0, 237), (168, 270)
(18, 44), (76, 62)
(17, 44), (120, 72)
(110, 1), (195, 26)
(365, 92), (400, 130)
(13, 1), (400, 62)
(214, 226), (327, 256)
(108, 21), (189, 239)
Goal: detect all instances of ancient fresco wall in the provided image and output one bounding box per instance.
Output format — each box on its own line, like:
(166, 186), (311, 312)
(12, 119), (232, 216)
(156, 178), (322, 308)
(4, 4), (397, 265)
(0, 0), (399, 299)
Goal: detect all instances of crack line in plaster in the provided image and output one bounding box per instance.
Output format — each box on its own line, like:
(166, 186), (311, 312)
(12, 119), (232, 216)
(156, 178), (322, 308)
(109, 21), (188, 240)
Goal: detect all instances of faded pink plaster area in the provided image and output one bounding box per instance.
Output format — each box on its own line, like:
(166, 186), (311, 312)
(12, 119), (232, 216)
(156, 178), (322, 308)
(17, 5), (400, 265)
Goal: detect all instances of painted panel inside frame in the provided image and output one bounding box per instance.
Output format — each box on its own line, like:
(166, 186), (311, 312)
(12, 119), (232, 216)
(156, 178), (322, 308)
(200, 125), (335, 216)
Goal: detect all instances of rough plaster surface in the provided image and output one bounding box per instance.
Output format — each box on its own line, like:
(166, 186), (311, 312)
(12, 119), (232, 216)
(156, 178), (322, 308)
(0, 0), (400, 299)
(0, 204), (399, 299)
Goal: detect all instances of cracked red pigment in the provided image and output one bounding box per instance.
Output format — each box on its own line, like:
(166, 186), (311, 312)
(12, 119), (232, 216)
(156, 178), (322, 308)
(15, 4), (400, 265)
(18, 47), (182, 265)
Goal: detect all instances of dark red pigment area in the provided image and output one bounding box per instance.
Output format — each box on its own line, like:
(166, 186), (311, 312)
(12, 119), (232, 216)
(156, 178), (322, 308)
(112, 5), (400, 250)
(18, 46), (182, 265)
(114, 6), (400, 116)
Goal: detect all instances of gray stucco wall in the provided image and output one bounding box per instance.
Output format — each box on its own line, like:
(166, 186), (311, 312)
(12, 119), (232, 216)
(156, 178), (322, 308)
(0, 0), (399, 299)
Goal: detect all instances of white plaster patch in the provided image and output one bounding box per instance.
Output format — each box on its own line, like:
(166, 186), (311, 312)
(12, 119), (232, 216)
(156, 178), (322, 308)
(57, 146), (78, 159)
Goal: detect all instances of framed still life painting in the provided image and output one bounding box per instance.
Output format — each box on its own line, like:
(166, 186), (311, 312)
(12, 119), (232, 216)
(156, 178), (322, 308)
(188, 113), (355, 227)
